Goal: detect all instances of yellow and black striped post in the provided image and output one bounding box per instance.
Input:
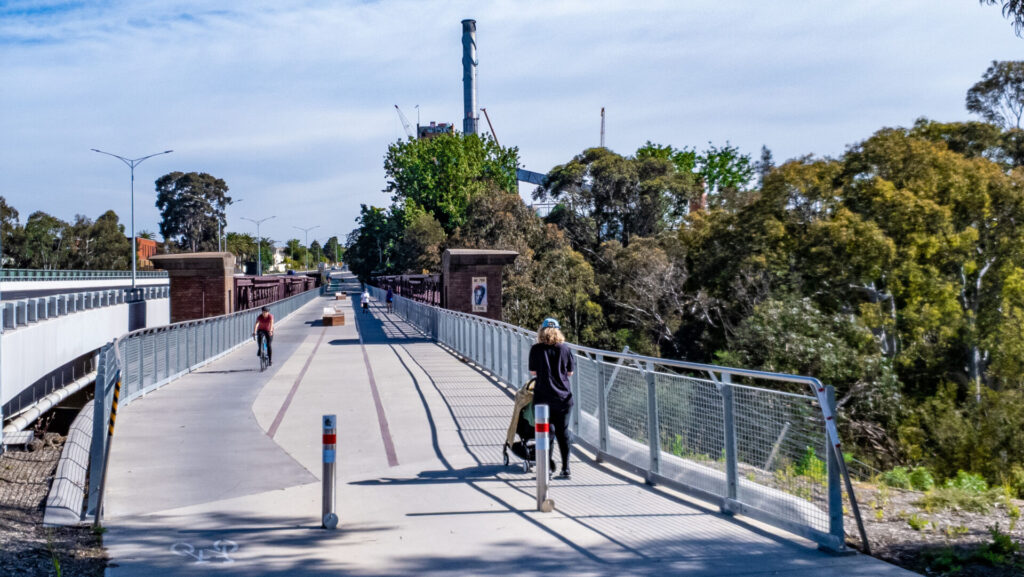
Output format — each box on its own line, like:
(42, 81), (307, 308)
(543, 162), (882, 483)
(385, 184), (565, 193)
(93, 372), (122, 528)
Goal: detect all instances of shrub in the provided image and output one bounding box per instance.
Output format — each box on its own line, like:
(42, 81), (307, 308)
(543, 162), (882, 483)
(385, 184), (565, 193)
(909, 466), (935, 491)
(1006, 465), (1024, 499)
(916, 487), (998, 514)
(945, 470), (989, 494)
(881, 466), (912, 489)
(795, 446), (826, 483)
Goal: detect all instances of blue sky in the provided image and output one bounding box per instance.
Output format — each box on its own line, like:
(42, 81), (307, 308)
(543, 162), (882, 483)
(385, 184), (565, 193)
(0, 0), (1021, 246)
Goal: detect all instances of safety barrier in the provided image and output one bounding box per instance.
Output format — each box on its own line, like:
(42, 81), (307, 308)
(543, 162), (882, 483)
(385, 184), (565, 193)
(368, 285), (868, 553)
(1, 286), (169, 331)
(86, 286), (322, 518)
(0, 268), (168, 281)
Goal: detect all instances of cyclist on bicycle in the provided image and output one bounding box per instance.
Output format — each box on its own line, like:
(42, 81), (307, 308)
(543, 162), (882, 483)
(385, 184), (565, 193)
(253, 306), (274, 366)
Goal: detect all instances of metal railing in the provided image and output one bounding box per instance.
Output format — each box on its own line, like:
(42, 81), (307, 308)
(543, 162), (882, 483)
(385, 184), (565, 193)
(368, 286), (868, 553)
(86, 286), (322, 518)
(2, 286), (169, 331)
(0, 268), (168, 281)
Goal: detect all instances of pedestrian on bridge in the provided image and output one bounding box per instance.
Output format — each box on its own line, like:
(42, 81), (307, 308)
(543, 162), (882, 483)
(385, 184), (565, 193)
(361, 289), (371, 314)
(385, 287), (394, 313)
(529, 317), (575, 479)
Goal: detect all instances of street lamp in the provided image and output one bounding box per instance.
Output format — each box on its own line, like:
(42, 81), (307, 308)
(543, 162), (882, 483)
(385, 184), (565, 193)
(220, 198), (243, 252)
(241, 215), (275, 276)
(293, 225), (319, 272)
(91, 148), (173, 288)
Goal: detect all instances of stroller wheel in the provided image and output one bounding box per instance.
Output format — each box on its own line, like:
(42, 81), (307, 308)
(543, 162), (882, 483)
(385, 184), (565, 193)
(522, 460), (530, 474)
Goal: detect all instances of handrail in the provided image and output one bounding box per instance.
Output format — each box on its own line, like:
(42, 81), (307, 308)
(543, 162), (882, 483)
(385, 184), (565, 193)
(368, 284), (870, 553)
(0, 269), (168, 281)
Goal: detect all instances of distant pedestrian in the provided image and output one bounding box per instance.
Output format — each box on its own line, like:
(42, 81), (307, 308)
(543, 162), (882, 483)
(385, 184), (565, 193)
(385, 288), (394, 313)
(361, 289), (370, 314)
(529, 317), (575, 479)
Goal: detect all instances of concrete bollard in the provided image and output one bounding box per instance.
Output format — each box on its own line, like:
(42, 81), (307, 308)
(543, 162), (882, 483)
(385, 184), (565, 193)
(322, 414), (339, 529)
(535, 404), (554, 512)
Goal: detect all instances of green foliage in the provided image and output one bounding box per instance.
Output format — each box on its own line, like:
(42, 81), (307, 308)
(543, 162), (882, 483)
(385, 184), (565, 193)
(794, 446), (826, 484)
(384, 132), (518, 234)
(154, 171), (231, 252)
(966, 60), (1024, 129)
(916, 487), (999, 514)
(979, 524), (1020, 565)
(946, 470), (989, 494)
(907, 513), (928, 531)
(881, 466), (912, 490)
(909, 466), (936, 491)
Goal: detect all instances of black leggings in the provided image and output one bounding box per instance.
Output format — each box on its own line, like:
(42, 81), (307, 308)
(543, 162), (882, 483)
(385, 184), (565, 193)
(257, 330), (273, 362)
(550, 408), (572, 470)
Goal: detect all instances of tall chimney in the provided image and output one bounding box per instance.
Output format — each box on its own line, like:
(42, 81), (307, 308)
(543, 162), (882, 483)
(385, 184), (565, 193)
(462, 19), (478, 135)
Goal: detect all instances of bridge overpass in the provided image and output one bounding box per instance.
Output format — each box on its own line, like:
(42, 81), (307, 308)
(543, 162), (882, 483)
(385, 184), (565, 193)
(55, 272), (916, 576)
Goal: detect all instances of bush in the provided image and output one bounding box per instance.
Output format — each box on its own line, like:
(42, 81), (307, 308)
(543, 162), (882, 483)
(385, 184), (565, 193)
(945, 470), (989, 494)
(881, 466), (912, 489)
(916, 487), (998, 514)
(1006, 465), (1024, 499)
(909, 466), (935, 491)
(794, 446), (826, 484)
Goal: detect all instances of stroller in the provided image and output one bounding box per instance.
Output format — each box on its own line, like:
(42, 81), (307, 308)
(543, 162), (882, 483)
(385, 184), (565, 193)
(503, 379), (538, 473)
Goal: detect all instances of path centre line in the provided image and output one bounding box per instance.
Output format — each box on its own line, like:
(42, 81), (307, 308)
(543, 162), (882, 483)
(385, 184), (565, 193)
(355, 304), (400, 467)
(267, 326), (328, 439)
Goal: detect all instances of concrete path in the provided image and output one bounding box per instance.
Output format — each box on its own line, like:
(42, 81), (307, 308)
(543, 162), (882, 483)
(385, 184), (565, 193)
(102, 274), (918, 576)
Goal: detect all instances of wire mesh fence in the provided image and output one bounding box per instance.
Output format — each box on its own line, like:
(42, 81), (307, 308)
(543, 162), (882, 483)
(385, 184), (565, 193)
(86, 286), (321, 517)
(368, 285), (861, 552)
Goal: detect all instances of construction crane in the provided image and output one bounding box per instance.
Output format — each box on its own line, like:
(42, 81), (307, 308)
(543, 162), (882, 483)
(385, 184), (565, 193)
(394, 105), (415, 139)
(480, 107), (500, 147)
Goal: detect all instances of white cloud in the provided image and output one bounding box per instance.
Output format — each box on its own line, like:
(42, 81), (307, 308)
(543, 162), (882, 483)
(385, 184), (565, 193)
(0, 0), (1021, 243)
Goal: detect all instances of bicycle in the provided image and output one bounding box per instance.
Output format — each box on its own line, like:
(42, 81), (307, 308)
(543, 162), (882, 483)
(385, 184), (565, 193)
(255, 333), (269, 372)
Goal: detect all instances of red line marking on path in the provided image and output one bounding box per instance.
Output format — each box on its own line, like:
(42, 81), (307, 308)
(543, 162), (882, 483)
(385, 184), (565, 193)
(355, 310), (400, 467)
(268, 327), (328, 439)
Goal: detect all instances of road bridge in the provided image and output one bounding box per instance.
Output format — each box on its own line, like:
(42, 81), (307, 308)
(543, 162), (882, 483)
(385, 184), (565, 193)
(90, 273), (915, 576)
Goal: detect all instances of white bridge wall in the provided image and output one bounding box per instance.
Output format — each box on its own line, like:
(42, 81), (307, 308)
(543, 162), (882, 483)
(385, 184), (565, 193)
(1, 298), (169, 406)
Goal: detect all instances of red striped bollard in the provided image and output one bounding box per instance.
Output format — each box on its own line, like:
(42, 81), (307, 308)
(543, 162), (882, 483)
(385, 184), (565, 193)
(322, 415), (339, 529)
(535, 404), (554, 512)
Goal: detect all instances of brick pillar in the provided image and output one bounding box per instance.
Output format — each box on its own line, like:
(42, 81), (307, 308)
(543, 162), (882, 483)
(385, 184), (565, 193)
(441, 249), (518, 321)
(150, 252), (236, 323)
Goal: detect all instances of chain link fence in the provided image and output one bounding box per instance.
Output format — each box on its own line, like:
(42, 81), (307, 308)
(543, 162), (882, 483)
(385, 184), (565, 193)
(86, 286), (322, 518)
(369, 285), (866, 552)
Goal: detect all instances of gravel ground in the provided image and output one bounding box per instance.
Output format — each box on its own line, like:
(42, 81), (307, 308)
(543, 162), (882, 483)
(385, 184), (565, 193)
(0, 432), (106, 577)
(846, 484), (1024, 576)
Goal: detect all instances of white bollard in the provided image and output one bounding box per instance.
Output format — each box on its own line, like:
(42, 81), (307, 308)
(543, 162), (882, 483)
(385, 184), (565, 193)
(322, 415), (339, 529)
(535, 404), (554, 512)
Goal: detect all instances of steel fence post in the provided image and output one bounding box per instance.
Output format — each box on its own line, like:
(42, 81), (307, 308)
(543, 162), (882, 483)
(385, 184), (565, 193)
(516, 331), (523, 387)
(87, 344), (112, 517)
(645, 360), (661, 478)
(598, 360), (609, 457)
(826, 385), (844, 545)
(571, 357), (580, 435)
(505, 328), (512, 384)
(721, 373), (739, 509)
(138, 334), (145, 390)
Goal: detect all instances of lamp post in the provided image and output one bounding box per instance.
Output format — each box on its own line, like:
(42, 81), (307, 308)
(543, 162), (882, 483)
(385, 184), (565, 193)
(220, 198), (243, 252)
(91, 148), (173, 289)
(241, 215), (275, 276)
(293, 225), (319, 272)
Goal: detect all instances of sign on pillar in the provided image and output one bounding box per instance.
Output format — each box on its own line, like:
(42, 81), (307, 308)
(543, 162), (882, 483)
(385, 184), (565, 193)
(322, 414), (339, 529)
(535, 404), (554, 512)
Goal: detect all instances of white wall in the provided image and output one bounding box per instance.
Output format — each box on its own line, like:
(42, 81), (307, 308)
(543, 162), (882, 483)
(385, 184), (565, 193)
(1, 298), (169, 406)
(1, 277), (167, 293)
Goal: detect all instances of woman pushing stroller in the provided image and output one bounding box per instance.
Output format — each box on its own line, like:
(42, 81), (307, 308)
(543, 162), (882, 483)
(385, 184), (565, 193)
(529, 317), (574, 479)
